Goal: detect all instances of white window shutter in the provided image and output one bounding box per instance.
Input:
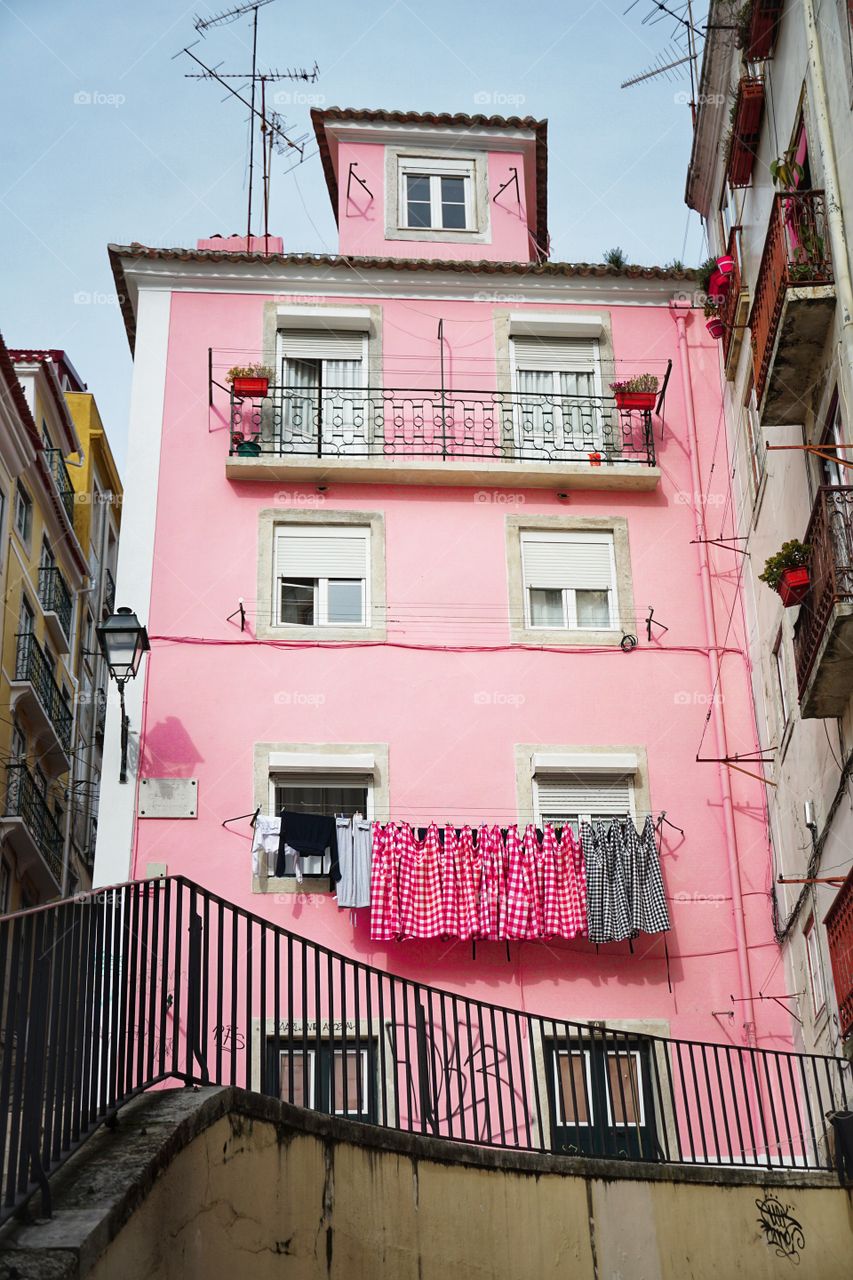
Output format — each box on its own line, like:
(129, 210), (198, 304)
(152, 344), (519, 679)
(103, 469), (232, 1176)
(522, 534), (614, 591)
(537, 775), (633, 819)
(276, 529), (369, 580)
(511, 336), (598, 373)
(280, 330), (365, 361)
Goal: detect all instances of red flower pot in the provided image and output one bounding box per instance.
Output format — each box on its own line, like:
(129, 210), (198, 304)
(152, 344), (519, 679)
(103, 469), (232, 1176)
(232, 376), (269, 397)
(706, 316), (725, 340)
(613, 390), (657, 411)
(708, 269), (731, 300)
(778, 566), (810, 607)
(588, 452), (602, 466)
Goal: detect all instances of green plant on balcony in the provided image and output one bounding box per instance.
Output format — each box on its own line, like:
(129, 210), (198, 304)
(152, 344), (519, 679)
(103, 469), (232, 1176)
(733, 1), (753, 50)
(759, 540), (812, 606)
(697, 256), (719, 296)
(770, 152), (804, 189)
(610, 373), (659, 411)
(225, 363), (272, 384)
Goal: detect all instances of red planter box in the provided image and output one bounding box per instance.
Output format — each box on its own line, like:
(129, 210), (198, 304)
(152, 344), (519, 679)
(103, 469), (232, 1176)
(727, 79), (765, 187)
(613, 390), (657, 411)
(778, 566), (810, 607)
(232, 376), (269, 397)
(706, 316), (725, 340)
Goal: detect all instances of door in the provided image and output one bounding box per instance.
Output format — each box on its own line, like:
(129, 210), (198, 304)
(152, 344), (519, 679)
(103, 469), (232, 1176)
(278, 330), (368, 456)
(547, 1035), (659, 1160)
(511, 338), (604, 461)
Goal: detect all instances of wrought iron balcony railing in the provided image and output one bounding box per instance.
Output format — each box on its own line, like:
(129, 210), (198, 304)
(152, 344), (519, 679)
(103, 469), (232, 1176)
(15, 632), (73, 753)
(825, 868), (853, 1041)
(230, 386), (657, 467)
(2, 763), (63, 886)
(0, 876), (849, 1223)
(102, 567), (116, 619)
(45, 449), (76, 525)
(792, 486), (853, 697)
(749, 191), (833, 403)
(38, 566), (73, 642)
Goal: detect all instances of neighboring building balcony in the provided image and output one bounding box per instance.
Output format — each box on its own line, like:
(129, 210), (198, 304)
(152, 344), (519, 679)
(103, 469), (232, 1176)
(749, 190), (835, 423)
(825, 867), (853, 1042)
(102, 567), (116, 619)
(719, 228), (749, 376)
(38, 565), (73, 654)
(793, 486), (853, 718)
(0, 763), (63, 894)
(94, 687), (107, 743)
(10, 633), (72, 773)
(225, 386), (661, 491)
(46, 448), (76, 525)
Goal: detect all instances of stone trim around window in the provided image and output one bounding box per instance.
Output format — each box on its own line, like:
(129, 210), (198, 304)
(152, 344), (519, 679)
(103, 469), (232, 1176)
(252, 740), (390, 895)
(505, 513), (635, 647)
(514, 742), (651, 829)
(256, 508), (386, 642)
(383, 145), (491, 244)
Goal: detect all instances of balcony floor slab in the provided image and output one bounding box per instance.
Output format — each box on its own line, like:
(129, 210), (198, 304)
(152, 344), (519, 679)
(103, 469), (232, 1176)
(799, 601), (853, 719)
(8, 682), (72, 775)
(760, 285), (836, 424)
(0, 816), (62, 895)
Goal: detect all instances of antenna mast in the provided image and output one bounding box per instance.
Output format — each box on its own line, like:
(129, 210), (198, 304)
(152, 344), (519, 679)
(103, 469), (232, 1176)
(621, 0), (705, 118)
(177, 0), (319, 251)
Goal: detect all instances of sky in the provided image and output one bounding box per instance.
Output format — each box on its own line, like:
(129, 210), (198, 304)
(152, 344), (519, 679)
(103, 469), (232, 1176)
(0, 0), (709, 470)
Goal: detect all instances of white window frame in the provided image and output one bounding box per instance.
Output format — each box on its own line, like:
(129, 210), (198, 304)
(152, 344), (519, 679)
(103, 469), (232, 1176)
(14, 482), (32, 545)
(604, 1049), (646, 1127)
(552, 1048), (595, 1127)
(279, 1047), (317, 1108)
(804, 916), (826, 1015)
(275, 525), (371, 629)
(397, 156), (475, 232)
(269, 771), (374, 878)
(521, 531), (618, 632)
(332, 1046), (371, 1116)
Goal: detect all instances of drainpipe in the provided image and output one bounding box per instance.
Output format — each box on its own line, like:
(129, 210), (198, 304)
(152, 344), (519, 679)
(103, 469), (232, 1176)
(802, 0), (853, 408)
(670, 301), (758, 1043)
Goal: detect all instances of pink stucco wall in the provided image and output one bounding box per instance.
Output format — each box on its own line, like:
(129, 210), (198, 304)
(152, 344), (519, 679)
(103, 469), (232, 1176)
(334, 140), (534, 261)
(127, 280), (788, 1056)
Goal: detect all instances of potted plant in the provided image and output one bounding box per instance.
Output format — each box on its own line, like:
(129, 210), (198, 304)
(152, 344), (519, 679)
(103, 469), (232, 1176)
(231, 430), (262, 458)
(770, 152), (804, 190)
(226, 363), (273, 398)
(759, 540), (812, 607)
(610, 373), (659, 411)
(704, 298), (724, 339)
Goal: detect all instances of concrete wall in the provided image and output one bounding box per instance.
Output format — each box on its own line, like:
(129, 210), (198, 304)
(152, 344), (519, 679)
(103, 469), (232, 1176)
(69, 1090), (851, 1280)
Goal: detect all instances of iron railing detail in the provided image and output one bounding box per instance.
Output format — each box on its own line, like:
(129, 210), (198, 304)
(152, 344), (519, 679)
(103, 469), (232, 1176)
(749, 191), (833, 402)
(45, 449), (76, 525)
(2, 764), (63, 886)
(825, 869), (853, 1041)
(38, 566), (73, 643)
(102, 568), (116, 619)
(14, 633), (72, 753)
(229, 387), (657, 466)
(792, 486), (853, 696)
(0, 876), (848, 1222)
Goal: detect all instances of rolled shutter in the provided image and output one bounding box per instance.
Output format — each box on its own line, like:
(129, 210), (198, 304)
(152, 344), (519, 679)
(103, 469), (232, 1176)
(280, 330), (365, 361)
(276, 528), (369, 580)
(522, 534), (614, 591)
(537, 775), (633, 820)
(511, 336), (598, 373)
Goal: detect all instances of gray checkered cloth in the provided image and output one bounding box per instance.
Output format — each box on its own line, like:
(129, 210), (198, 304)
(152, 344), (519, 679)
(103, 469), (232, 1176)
(582, 816), (670, 943)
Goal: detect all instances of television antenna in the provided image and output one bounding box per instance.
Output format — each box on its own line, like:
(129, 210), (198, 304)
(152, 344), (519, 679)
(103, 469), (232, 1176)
(176, 0), (319, 250)
(620, 0), (705, 117)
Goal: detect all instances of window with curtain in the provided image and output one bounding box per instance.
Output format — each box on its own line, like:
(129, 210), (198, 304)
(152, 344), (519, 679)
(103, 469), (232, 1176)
(511, 337), (603, 459)
(278, 330), (367, 455)
(521, 531), (617, 630)
(274, 526), (370, 628)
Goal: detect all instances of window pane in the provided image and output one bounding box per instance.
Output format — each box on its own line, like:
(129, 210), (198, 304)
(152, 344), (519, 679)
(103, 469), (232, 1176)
(275, 784), (368, 820)
(332, 1049), (364, 1114)
(530, 587), (564, 627)
(281, 578), (315, 625)
(440, 175), (467, 228)
(280, 1049), (312, 1106)
(576, 589), (610, 628)
(406, 174), (431, 227)
(555, 1052), (591, 1124)
(607, 1053), (642, 1125)
(327, 579), (364, 624)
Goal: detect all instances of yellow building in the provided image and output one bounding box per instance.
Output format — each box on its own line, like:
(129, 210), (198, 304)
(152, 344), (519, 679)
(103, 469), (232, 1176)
(0, 339), (89, 908)
(63, 388), (122, 891)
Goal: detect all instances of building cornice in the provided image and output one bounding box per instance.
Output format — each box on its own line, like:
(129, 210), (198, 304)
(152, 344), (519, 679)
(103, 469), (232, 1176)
(685, 0), (737, 217)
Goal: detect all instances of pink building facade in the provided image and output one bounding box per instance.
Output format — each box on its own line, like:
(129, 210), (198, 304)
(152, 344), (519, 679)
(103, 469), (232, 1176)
(97, 110), (792, 1141)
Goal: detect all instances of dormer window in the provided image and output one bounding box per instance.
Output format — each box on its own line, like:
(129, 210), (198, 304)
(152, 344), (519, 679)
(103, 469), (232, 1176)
(401, 162), (472, 230)
(394, 155), (480, 236)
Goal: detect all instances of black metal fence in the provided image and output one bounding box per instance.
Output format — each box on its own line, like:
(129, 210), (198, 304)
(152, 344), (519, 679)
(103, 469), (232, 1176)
(45, 450), (76, 525)
(14, 634), (72, 753)
(1, 877), (849, 1222)
(38, 567), (73, 645)
(229, 387), (657, 466)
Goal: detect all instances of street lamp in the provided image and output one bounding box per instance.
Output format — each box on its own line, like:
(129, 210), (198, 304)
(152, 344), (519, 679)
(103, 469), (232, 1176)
(96, 607), (151, 783)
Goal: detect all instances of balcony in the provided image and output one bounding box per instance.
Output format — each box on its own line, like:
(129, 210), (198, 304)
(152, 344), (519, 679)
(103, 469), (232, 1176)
(825, 867), (853, 1041)
(743, 0), (783, 60)
(102, 567), (116, 619)
(749, 191), (835, 422)
(94, 687), (107, 743)
(0, 764), (63, 894)
(10, 633), (72, 773)
(726, 77), (765, 188)
(38, 565), (73, 654)
(46, 448), (76, 525)
(792, 486), (853, 717)
(719, 229), (749, 376)
(225, 386), (660, 491)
